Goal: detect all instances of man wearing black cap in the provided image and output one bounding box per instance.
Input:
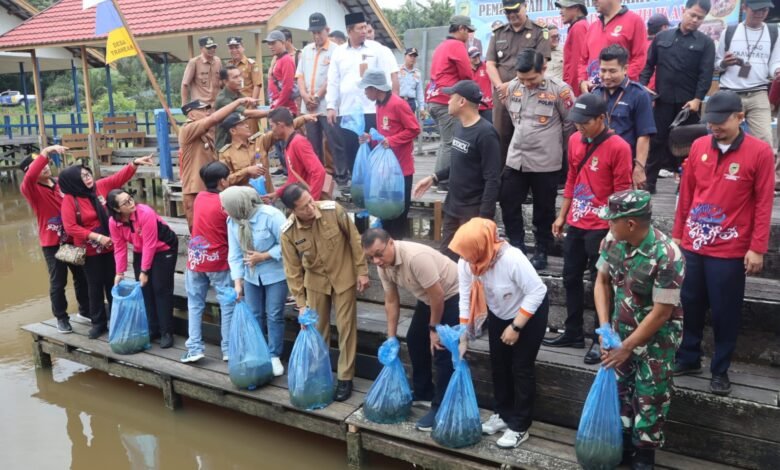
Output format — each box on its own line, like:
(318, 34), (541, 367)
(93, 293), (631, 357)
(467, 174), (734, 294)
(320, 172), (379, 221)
(486, 1), (551, 165)
(673, 90), (775, 396)
(181, 36), (222, 107)
(265, 30), (299, 115)
(413, 80), (502, 260)
(641, 0), (714, 194)
(556, 0), (588, 95)
(544, 93), (633, 364)
(227, 36), (262, 100)
(20, 145), (90, 334)
(399, 47), (425, 114)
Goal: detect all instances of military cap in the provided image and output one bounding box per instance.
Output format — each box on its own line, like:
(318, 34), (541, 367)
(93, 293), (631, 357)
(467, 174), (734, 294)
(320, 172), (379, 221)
(181, 99), (210, 116)
(220, 113), (247, 131)
(502, 0), (527, 10)
(599, 190), (653, 220)
(227, 36), (243, 46)
(199, 36), (217, 48)
(405, 47), (419, 56)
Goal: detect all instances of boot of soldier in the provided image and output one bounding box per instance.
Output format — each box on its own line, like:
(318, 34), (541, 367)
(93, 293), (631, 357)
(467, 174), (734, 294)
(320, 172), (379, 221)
(631, 448), (655, 470)
(620, 433), (635, 466)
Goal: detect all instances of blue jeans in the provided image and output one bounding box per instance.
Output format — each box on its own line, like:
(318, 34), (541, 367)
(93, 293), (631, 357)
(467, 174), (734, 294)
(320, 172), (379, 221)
(243, 279), (287, 357)
(185, 270), (235, 356)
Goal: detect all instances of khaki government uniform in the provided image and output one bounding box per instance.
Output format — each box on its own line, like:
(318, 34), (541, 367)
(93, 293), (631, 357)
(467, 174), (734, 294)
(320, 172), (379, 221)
(230, 55), (262, 134)
(181, 55), (222, 106)
(214, 87), (246, 151)
(178, 118), (216, 229)
(486, 19), (551, 165)
(280, 201), (368, 380)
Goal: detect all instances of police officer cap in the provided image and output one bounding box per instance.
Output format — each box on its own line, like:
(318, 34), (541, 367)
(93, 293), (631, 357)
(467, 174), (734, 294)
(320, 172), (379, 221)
(442, 80), (483, 105)
(227, 36), (243, 46)
(554, 0), (588, 15)
(702, 91), (743, 125)
(220, 113), (247, 131)
(502, 0), (526, 10)
(568, 93), (607, 123)
(405, 47), (419, 56)
(199, 36), (217, 48)
(599, 190), (653, 220)
(181, 100), (210, 116)
(309, 13), (328, 32)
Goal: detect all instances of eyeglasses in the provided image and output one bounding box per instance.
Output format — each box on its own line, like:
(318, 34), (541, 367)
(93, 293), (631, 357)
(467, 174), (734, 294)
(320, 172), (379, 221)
(80, 171), (93, 180)
(366, 243), (389, 262)
(119, 196), (134, 208)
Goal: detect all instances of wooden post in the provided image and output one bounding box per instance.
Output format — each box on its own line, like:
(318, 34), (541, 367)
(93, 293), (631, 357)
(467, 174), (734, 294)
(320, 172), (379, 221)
(160, 374), (182, 410)
(187, 35), (194, 59)
(346, 425), (365, 469)
(29, 50), (47, 147)
(253, 31), (274, 195)
(80, 46), (101, 177)
(31, 336), (52, 369)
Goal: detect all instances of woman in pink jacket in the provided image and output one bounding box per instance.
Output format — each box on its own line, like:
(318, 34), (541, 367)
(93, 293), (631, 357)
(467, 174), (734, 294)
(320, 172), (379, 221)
(107, 189), (178, 348)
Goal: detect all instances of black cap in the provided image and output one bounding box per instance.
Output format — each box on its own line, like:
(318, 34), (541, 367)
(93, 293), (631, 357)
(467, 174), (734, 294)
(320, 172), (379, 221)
(345, 12), (365, 27)
(568, 93), (607, 123)
(745, 0), (773, 9)
(309, 13), (327, 32)
(405, 47), (418, 56)
(702, 91), (743, 124)
(329, 30), (346, 41)
(182, 100), (210, 116)
(227, 36), (243, 46)
(220, 113), (247, 131)
(442, 80), (483, 105)
(199, 36), (217, 48)
(20, 155), (34, 173)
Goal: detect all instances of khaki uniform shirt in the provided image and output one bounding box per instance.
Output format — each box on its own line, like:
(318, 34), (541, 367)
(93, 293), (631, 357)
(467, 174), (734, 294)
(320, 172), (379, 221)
(546, 48), (564, 82)
(487, 19), (551, 83)
(505, 76), (574, 172)
(230, 55), (262, 97)
(182, 55), (222, 106)
(214, 87), (245, 150)
(179, 118), (216, 194)
(281, 201), (369, 307)
(378, 241), (459, 305)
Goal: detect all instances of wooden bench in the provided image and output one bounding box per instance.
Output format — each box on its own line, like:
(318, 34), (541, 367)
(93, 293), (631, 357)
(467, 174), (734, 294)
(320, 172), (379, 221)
(102, 115), (145, 148)
(61, 133), (113, 165)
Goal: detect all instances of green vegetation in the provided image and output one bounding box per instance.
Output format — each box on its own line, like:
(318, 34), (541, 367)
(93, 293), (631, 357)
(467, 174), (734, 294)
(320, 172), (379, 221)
(383, 0), (454, 36)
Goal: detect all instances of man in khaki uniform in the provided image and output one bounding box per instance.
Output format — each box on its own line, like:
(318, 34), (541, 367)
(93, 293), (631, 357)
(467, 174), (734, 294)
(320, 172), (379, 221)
(181, 36), (223, 106)
(280, 184), (369, 402)
(499, 49), (573, 270)
(486, 0), (551, 164)
(214, 65), (269, 150)
(227, 36), (262, 99)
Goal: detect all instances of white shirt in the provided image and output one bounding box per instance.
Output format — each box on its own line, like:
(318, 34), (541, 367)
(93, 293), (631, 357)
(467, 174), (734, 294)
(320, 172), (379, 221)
(716, 23), (780, 91)
(457, 244), (548, 322)
(326, 39), (399, 116)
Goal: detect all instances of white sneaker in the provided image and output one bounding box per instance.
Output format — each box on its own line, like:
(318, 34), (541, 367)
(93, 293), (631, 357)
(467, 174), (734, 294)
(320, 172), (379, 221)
(481, 414), (508, 435)
(496, 429), (528, 449)
(222, 355), (229, 362)
(659, 169), (674, 178)
(180, 351), (204, 363)
(271, 357), (284, 377)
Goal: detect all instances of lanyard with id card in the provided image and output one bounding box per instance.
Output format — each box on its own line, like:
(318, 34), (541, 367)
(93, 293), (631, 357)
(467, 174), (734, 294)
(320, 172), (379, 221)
(739, 25), (765, 78)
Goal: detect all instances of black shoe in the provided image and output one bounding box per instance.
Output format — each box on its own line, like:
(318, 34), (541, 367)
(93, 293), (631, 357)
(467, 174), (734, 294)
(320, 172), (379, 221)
(334, 379), (353, 402)
(542, 333), (585, 348)
(673, 361), (702, 376)
(631, 448), (655, 470)
(57, 318), (73, 334)
(415, 408), (437, 432)
(620, 434), (636, 465)
(88, 324), (107, 339)
(530, 251), (547, 270)
(149, 332), (161, 342)
(160, 333), (174, 349)
(710, 373), (731, 396)
(583, 341), (601, 365)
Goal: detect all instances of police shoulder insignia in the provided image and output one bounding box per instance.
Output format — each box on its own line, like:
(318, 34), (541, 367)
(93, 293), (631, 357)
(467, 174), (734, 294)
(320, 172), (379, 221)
(218, 143), (231, 154)
(559, 88), (571, 100)
(281, 217), (294, 233)
(319, 200), (336, 210)
(492, 23), (505, 32)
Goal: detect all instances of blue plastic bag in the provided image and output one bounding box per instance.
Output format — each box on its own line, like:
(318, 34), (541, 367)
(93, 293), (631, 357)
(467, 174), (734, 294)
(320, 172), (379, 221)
(365, 146), (405, 220)
(218, 287), (273, 390)
(288, 308), (335, 410)
(432, 325), (482, 448)
(575, 324), (623, 470)
(249, 176), (267, 196)
(351, 143), (371, 207)
(340, 107), (365, 137)
(363, 337), (412, 424)
(109, 281), (151, 355)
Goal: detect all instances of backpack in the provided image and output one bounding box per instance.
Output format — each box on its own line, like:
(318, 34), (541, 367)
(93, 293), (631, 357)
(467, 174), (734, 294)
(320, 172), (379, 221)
(724, 23), (778, 55)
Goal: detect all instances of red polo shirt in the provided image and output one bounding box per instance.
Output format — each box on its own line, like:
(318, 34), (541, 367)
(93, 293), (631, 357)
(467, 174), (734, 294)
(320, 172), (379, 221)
(673, 133), (775, 258)
(426, 37), (473, 106)
(189, 191), (229, 272)
(375, 93), (420, 176)
(579, 7), (648, 84)
(564, 17), (588, 96)
(269, 53), (299, 114)
(275, 133), (326, 199)
(20, 155), (71, 247)
(564, 130), (634, 230)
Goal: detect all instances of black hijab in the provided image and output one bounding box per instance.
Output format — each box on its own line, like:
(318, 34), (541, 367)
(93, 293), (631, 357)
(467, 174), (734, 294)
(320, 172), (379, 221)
(58, 165), (110, 234)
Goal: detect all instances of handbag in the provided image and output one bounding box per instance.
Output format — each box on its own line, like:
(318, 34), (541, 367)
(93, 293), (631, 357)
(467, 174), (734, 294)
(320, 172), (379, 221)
(287, 136), (335, 200)
(668, 108), (706, 159)
(55, 198), (86, 266)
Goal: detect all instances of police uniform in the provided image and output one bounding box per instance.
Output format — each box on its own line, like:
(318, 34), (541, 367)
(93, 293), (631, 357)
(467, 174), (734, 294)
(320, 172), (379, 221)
(500, 76), (573, 258)
(399, 48), (424, 113)
(596, 190), (685, 452)
(280, 201), (369, 381)
(486, 5), (551, 164)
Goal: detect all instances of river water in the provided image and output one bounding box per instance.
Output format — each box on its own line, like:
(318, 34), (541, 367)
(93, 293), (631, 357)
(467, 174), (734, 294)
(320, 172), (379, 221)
(0, 179), (406, 470)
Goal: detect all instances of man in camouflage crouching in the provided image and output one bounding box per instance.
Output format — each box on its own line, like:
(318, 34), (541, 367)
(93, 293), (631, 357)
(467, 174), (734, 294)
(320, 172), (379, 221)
(593, 189), (685, 470)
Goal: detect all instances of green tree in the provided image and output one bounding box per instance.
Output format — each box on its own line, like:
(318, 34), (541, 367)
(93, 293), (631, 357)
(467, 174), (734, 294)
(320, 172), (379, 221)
(383, 0), (454, 36)
(93, 90), (136, 114)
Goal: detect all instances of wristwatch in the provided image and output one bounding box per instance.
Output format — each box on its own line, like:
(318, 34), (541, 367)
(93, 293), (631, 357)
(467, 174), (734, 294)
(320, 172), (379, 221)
(430, 173), (439, 184)
(511, 323), (522, 332)
(428, 325), (438, 333)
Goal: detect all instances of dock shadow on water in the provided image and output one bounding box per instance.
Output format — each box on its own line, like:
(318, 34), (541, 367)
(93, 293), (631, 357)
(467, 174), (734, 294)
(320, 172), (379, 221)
(0, 180), (407, 470)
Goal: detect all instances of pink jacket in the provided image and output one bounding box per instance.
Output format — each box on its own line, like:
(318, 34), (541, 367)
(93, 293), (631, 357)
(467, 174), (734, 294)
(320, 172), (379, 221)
(109, 204), (175, 273)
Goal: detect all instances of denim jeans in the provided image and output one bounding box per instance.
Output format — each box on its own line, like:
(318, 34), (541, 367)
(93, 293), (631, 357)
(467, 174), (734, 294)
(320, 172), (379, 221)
(185, 269), (234, 356)
(243, 279), (287, 358)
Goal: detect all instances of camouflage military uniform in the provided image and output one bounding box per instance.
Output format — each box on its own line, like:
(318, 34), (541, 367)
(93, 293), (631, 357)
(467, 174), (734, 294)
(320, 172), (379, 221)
(596, 190), (685, 449)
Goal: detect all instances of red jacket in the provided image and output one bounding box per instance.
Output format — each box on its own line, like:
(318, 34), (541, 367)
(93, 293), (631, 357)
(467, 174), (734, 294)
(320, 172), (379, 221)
(269, 53), (298, 114)
(564, 131), (633, 230)
(426, 37), (473, 106)
(375, 93), (420, 176)
(109, 204), (175, 274)
(579, 7), (648, 85)
(61, 164), (137, 257)
(276, 133), (326, 199)
(20, 155), (71, 247)
(189, 191), (229, 272)
(770, 77), (780, 107)
(564, 17), (588, 96)
(673, 133), (775, 257)
(472, 61), (493, 111)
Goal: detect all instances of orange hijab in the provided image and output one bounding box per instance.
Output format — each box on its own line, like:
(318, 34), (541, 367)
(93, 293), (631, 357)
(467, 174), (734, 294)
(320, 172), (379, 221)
(448, 218), (505, 338)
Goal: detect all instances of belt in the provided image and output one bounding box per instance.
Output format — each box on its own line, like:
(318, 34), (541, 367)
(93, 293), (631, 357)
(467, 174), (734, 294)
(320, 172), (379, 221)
(719, 87), (768, 96)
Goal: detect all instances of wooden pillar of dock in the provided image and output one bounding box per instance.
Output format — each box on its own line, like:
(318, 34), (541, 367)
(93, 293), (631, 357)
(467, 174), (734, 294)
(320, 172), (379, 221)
(29, 49), (47, 148)
(80, 45), (101, 178)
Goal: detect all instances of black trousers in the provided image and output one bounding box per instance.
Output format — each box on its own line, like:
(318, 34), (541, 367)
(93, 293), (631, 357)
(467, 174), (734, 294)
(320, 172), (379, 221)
(562, 227), (609, 338)
(339, 113), (377, 183)
(83, 252), (116, 328)
(132, 246), (178, 336)
(499, 168), (558, 252)
(404, 97), (417, 113)
(380, 175), (413, 240)
(488, 296), (549, 432)
(406, 295), (460, 407)
(42, 245), (90, 320)
(647, 101), (697, 189)
(305, 115), (345, 166)
(440, 208), (480, 262)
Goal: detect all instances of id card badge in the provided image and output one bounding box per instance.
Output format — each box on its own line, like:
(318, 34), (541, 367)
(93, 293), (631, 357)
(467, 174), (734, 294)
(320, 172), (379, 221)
(738, 63), (752, 78)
